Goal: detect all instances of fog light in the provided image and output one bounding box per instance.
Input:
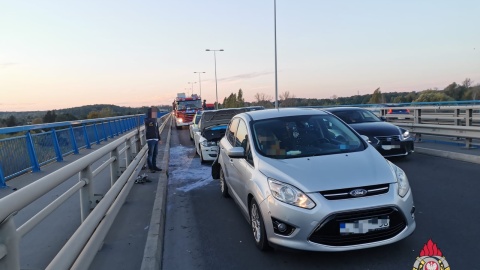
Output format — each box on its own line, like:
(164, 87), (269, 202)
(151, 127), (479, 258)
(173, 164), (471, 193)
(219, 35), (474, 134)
(277, 222), (287, 233)
(272, 218), (295, 236)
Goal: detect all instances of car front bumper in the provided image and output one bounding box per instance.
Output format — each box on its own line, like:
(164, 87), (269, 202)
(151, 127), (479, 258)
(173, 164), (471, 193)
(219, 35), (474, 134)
(372, 139), (414, 157)
(258, 183), (416, 252)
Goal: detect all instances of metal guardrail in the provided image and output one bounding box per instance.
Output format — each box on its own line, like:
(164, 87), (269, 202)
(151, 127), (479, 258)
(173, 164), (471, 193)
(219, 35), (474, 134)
(378, 105), (480, 148)
(0, 114), (172, 187)
(0, 113), (170, 269)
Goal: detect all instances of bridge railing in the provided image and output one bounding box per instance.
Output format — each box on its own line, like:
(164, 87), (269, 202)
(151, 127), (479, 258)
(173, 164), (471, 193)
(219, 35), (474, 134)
(0, 113), (172, 188)
(377, 105), (480, 148)
(0, 113), (171, 269)
(309, 103), (480, 148)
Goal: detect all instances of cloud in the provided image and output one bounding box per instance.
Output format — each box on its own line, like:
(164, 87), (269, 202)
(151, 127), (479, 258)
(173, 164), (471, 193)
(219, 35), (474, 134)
(217, 71), (273, 82)
(0, 62), (17, 69)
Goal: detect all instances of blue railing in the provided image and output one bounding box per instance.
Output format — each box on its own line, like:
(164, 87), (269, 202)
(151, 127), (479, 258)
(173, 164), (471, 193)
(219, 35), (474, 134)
(0, 113), (169, 187)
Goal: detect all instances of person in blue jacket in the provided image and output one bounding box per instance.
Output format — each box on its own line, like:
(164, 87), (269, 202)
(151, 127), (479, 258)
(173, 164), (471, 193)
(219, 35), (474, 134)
(145, 107), (162, 173)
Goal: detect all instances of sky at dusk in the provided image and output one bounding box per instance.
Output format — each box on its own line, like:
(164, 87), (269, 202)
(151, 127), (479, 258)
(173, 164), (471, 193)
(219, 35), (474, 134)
(1, 1), (479, 112)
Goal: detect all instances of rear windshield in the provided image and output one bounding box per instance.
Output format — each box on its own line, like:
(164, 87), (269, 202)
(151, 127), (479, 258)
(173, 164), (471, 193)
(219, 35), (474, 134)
(252, 115), (365, 159)
(331, 110), (381, 124)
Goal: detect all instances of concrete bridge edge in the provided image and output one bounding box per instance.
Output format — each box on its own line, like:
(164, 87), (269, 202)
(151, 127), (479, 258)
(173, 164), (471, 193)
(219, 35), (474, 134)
(140, 116), (172, 270)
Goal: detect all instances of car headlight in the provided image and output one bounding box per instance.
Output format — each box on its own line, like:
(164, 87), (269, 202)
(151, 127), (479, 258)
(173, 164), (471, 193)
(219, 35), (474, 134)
(268, 178), (316, 209)
(399, 128), (410, 140)
(388, 161), (410, 197)
(178, 118), (183, 123)
(201, 141), (217, 147)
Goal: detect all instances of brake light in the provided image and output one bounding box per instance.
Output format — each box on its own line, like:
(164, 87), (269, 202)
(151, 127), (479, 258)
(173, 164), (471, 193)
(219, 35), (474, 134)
(406, 109), (410, 113)
(388, 109), (393, 114)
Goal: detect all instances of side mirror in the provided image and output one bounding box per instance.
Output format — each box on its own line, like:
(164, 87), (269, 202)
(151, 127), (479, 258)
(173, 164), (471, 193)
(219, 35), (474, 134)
(227, 147), (245, 158)
(360, 135), (371, 143)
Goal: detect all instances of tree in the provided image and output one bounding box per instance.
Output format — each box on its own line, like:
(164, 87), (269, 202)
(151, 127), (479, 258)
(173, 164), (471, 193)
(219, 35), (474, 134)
(56, 113), (77, 122)
(99, 107), (115, 118)
(87, 111), (100, 119)
(237, 89), (245, 107)
(223, 93), (237, 108)
(368, 88), (384, 104)
(253, 93), (274, 108)
(462, 78), (473, 89)
(414, 90), (454, 102)
(32, 118), (43, 124)
(6, 115), (17, 127)
(43, 110), (57, 123)
(280, 91), (296, 107)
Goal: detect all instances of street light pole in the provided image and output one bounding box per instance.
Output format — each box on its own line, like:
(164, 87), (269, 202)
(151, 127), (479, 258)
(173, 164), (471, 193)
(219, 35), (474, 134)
(194, 71), (206, 98)
(206, 49), (224, 109)
(274, 0), (279, 109)
(188, 82), (197, 96)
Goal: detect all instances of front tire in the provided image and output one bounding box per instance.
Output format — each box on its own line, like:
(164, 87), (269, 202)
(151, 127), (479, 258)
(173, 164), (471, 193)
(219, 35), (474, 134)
(200, 150), (206, 164)
(250, 199), (270, 251)
(219, 169), (230, 198)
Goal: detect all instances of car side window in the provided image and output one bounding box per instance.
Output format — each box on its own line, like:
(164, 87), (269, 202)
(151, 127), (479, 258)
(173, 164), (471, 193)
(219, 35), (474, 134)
(226, 118), (240, 146)
(235, 119), (253, 165)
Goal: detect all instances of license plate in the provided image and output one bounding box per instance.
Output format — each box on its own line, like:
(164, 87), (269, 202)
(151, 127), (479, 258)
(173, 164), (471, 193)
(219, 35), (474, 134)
(340, 216), (389, 234)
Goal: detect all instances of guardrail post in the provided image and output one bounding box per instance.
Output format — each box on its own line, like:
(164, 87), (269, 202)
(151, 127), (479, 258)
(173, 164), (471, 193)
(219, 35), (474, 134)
(51, 129), (63, 162)
(453, 108), (462, 141)
(69, 126), (79, 154)
(93, 123), (100, 145)
(126, 137), (133, 166)
(79, 165), (93, 222)
(25, 131), (41, 172)
(0, 165), (6, 188)
(110, 147), (121, 186)
(413, 108), (422, 142)
(454, 108), (461, 126)
(102, 122), (108, 141)
(0, 215), (21, 270)
(108, 121), (114, 138)
(136, 127), (143, 155)
(82, 124), (91, 149)
(121, 119), (126, 133)
(465, 108), (473, 149)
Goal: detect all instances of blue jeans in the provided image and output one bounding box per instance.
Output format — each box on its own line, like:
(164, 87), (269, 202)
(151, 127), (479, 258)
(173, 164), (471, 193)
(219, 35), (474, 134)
(147, 140), (158, 169)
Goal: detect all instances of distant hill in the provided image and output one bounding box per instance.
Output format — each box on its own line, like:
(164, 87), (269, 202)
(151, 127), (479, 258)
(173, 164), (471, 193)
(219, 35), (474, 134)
(0, 104), (172, 126)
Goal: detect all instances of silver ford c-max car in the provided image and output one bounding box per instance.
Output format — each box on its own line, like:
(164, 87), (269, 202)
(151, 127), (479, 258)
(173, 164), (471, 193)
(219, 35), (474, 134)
(212, 108), (415, 251)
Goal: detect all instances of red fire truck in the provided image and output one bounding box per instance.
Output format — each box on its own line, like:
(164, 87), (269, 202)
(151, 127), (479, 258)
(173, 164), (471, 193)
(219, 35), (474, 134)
(172, 93), (203, 129)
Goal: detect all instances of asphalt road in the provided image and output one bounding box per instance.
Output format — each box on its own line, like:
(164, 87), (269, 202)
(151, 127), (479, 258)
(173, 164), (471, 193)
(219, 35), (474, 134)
(162, 127), (480, 270)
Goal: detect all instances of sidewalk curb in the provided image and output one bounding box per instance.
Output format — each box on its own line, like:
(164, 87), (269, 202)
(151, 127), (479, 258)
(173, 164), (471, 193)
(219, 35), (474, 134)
(140, 116), (172, 270)
(415, 147), (480, 165)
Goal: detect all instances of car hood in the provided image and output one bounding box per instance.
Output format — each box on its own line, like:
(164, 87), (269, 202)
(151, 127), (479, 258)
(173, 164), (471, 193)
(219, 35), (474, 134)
(349, 122), (400, 137)
(257, 147), (395, 192)
(200, 109), (246, 130)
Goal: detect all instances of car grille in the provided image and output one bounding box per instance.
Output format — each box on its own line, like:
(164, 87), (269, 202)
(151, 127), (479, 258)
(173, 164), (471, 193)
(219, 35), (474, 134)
(320, 184), (389, 200)
(375, 135), (401, 143)
(184, 114), (195, 122)
(309, 207), (406, 246)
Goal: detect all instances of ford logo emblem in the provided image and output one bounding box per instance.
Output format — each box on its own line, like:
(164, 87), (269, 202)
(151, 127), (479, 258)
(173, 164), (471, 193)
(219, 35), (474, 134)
(349, 189), (368, 197)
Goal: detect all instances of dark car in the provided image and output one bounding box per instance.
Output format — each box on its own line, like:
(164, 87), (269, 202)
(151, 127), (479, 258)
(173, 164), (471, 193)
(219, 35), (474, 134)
(323, 107), (414, 157)
(384, 104), (411, 119)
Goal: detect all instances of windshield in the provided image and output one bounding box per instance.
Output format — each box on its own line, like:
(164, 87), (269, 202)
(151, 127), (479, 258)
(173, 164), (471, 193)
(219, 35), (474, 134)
(331, 110), (381, 124)
(194, 114), (202, 124)
(177, 100), (202, 110)
(252, 115), (365, 159)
